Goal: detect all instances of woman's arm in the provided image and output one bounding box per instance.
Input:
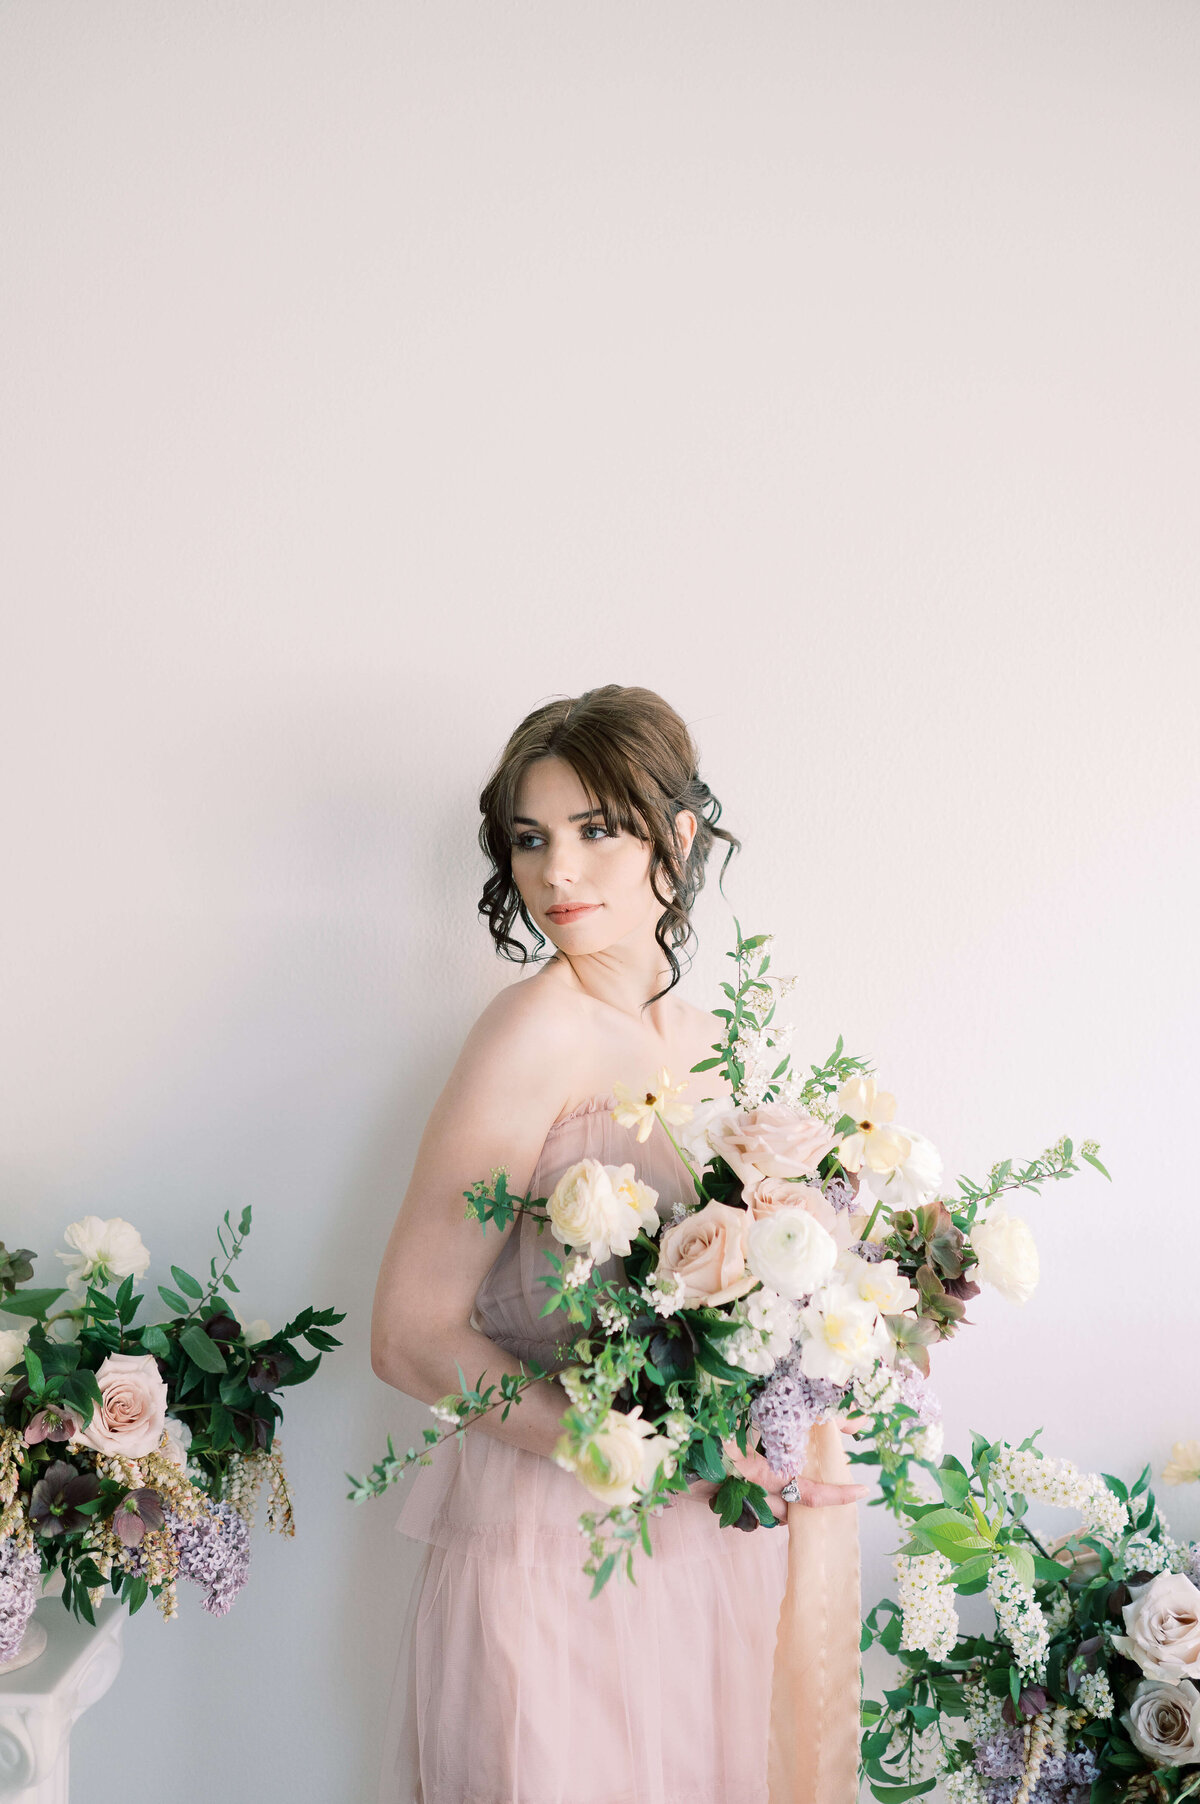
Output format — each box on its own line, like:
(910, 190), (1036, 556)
(370, 980), (582, 1462)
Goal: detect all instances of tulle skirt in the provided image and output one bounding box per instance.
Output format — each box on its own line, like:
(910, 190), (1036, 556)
(377, 1428), (791, 1804)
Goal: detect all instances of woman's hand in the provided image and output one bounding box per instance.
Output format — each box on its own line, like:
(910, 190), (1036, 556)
(722, 1439), (867, 1520)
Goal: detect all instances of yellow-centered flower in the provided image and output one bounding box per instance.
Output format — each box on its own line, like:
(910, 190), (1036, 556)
(833, 1074), (911, 1175)
(612, 1069), (694, 1144)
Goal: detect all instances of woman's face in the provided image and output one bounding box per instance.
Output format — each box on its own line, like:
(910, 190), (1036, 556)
(509, 755), (695, 958)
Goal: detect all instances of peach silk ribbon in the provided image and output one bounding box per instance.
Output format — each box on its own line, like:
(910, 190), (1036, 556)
(767, 1417), (863, 1804)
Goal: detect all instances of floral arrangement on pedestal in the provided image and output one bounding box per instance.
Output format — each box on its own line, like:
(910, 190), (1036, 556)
(0, 1208), (343, 1665)
(859, 1431), (1200, 1803)
(351, 922), (1106, 1598)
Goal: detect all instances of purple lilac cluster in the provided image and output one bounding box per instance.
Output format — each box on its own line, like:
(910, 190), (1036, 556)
(895, 1362), (942, 1428)
(821, 1176), (858, 1214)
(750, 1354), (847, 1474)
(849, 1238), (886, 1264)
(1185, 1542), (1200, 1587)
(0, 1538), (41, 1664)
(162, 1501), (251, 1616)
(976, 1749), (1097, 1804)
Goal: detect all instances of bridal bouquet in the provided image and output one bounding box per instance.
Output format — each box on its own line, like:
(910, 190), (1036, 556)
(860, 1432), (1200, 1804)
(0, 1208), (344, 1660)
(351, 922), (1105, 1596)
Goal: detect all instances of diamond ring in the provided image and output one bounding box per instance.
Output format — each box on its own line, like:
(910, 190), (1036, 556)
(780, 1478), (800, 1503)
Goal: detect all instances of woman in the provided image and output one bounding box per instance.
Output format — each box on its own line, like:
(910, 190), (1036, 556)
(371, 684), (866, 1804)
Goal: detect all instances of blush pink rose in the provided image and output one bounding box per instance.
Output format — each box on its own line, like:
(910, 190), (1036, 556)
(742, 1176), (865, 1253)
(655, 1200), (758, 1308)
(709, 1104), (837, 1187)
(74, 1352), (169, 1459)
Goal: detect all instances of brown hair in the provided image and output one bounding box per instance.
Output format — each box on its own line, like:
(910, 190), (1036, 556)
(477, 684), (740, 1004)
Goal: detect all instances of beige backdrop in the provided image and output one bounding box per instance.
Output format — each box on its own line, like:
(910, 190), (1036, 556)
(2, 4), (1198, 1798)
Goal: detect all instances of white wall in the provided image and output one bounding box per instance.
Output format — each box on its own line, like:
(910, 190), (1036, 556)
(2, 4), (1198, 1798)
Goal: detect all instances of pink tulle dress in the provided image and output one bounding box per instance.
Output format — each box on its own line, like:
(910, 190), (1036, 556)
(377, 1095), (789, 1804)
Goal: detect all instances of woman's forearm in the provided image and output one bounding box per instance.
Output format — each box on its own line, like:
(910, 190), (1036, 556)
(376, 1324), (574, 1462)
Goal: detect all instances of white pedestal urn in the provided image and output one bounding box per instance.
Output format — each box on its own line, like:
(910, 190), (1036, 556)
(0, 1593), (124, 1803)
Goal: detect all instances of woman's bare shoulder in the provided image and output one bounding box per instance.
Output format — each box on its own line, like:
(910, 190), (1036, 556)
(462, 967), (587, 1072)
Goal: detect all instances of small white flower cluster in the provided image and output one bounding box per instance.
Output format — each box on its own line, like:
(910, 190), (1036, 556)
(722, 1287), (800, 1377)
(943, 1772), (990, 1804)
(852, 1365), (902, 1416)
(893, 1550), (960, 1660)
(643, 1269), (687, 1318)
(1043, 1587), (1074, 1636)
(992, 1444), (1128, 1543)
(987, 1552), (1050, 1680)
(593, 1298), (630, 1334)
(733, 1015), (796, 1111)
(429, 1400), (463, 1427)
(1076, 1667), (1114, 1719)
(1123, 1530), (1182, 1576)
(563, 1254), (594, 1291)
(963, 1682), (1008, 1746)
(910, 1423), (945, 1465)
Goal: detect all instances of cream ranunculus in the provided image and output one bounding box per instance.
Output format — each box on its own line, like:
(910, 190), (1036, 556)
(675, 1099), (737, 1176)
(655, 1200), (758, 1308)
(1124, 1678), (1200, 1765)
(833, 1075), (911, 1176)
(1113, 1573), (1200, 1682)
(0, 1325), (30, 1378)
(707, 1104), (837, 1186)
(56, 1216), (151, 1298)
(746, 1207), (838, 1301)
(970, 1210), (1039, 1304)
(547, 1158), (659, 1263)
(797, 1284), (891, 1385)
(835, 1250), (919, 1315)
(72, 1351), (169, 1459)
(559, 1404), (678, 1510)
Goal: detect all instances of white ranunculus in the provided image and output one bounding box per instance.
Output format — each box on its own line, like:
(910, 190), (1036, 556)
(835, 1251), (919, 1316)
(233, 1306), (273, 1346)
(746, 1206), (838, 1301)
(970, 1210), (1039, 1304)
(0, 1325), (30, 1378)
(855, 1129), (944, 1213)
(160, 1414), (194, 1471)
(558, 1405), (678, 1510)
(547, 1159), (659, 1263)
(797, 1284), (891, 1385)
(1125, 1678), (1200, 1765)
(56, 1216), (151, 1298)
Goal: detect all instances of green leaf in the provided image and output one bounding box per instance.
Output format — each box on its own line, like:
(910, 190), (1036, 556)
(179, 1323), (227, 1373)
(157, 1286), (189, 1314)
(589, 1554), (616, 1599)
(221, 1274), (241, 1293)
(1082, 1149), (1111, 1180)
(0, 1286), (66, 1317)
(139, 1324), (170, 1358)
(690, 1056), (722, 1072)
(1003, 1544), (1036, 1590)
(868, 1783), (936, 1802)
(23, 1347), (46, 1393)
(936, 1458), (972, 1509)
(944, 1553), (993, 1589)
(170, 1266), (204, 1300)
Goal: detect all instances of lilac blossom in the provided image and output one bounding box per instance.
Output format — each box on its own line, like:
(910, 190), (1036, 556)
(749, 1353), (847, 1474)
(974, 1730), (1024, 1778)
(0, 1538), (41, 1664)
(895, 1362), (941, 1428)
(163, 1501), (251, 1616)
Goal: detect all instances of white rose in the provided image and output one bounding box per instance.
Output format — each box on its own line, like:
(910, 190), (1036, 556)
(160, 1414), (194, 1471)
(559, 1405), (677, 1510)
(797, 1284), (891, 1385)
(970, 1210), (1039, 1304)
(1125, 1678), (1200, 1765)
(746, 1206), (837, 1301)
(1113, 1573), (1200, 1682)
(0, 1325), (30, 1378)
(547, 1159), (658, 1263)
(233, 1307), (272, 1346)
(675, 1100), (737, 1176)
(56, 1216), (151, 1298)
(835, 1251), (919, 1316)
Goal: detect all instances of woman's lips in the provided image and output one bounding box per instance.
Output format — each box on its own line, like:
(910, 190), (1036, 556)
(545, 903), (601, 923)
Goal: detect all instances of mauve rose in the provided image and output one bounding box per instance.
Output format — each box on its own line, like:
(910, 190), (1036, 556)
(73, 1351), (169, 1459)
(1125, 1678), (1200, 1765)
(708, 1104), (837, 1186)
(655, 1200), (758, 1308)
(1113, 1573), (1200, 1682)
(743, 1177), (865, 1252)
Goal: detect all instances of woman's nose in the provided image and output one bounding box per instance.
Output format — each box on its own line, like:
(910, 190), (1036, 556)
(542, 834), (582, 885)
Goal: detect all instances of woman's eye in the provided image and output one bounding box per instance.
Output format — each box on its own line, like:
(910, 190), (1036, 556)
(512, 834), (544, 851)
(582, 824), (610, 840)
